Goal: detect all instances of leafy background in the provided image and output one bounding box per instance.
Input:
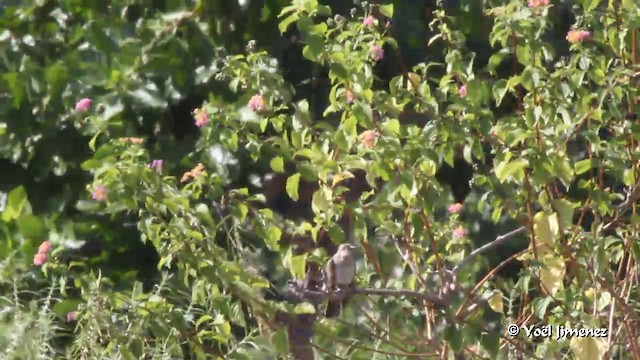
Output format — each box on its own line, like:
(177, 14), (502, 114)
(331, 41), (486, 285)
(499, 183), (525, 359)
(0, 0), (639, 359)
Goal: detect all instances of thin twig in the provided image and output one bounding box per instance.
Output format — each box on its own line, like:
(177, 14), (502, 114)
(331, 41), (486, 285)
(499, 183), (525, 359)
(453, 226), (527, 274)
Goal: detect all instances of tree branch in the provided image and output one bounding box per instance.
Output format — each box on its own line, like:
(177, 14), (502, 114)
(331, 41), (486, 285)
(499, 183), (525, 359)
(452, 226), (527, 274)
(288, 281), (448, 308)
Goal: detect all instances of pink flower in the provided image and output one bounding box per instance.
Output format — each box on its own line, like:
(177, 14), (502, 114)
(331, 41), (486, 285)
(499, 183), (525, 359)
(33, 252), (47, 266)
(74, 98), (92, 112)
(193, 107), (209, 127)
(458, 85), (467, 97)
(92, 184), (107, 202)
(148, 159), (163, 172)
(528, 0), (550, 6)
(66, 311), (77, 322)
(345, 89), (355, 104)
(363, 16), (375, 26)
(38, 241), (52, 254)
(360, 130), (378, 148)
(448, 203), (463, 214)
(121, 137), (144, 145)
(248, 94), (266, 112)
(567, 30), (591, 44)
(453, 226), (467, 239)
(371, 45), (384, 61)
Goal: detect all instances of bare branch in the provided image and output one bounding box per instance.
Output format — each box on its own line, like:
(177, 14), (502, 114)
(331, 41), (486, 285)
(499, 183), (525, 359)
(453, 226), (527, 274)
(288, 282), (448, 308)
(354, 288), (447, 307)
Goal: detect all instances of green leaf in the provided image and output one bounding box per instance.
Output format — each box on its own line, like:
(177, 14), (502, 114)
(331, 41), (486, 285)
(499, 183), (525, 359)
(286, 173), (301, 201)
(487, 291), (503, 314)
(196, 315), (214, 329)
(480, 332), (500, 359)
(279, 13), (299, 34)
(574, 159), (592, 175)
(551, 199), (574, 231)
(291, 253), (307, 279)
(570, 336), (609, 360)
(494, 159), (529, 183)
(89, 131), (101, 152)
(533, 212), (558, 257)
(270, 156), (285, 173)
(532, 296), (553, 318)
(623, 168), (635, 186)
(516, 45), (531, 66)
(328, 223), (345, 244)
(553, 157), (574, 184)
(383, 119), (400, 135)
(271, 327), (290, 354)
(378, 4), (394, 18)
(17, 215), (46, 239)
(302, 34), (324, 62)
(2, 186), (29, 221)
(265, 226), (282, 251)
(331, 171), (354, 187)
(540, 254), (565, 297)
(312, 188), (331, 213)
(76, 200), (102, 212)
(584, 0), (601, 12)
(492, 79), (509, 106)
(444, 325), (463, 352)
(294, 302), (316, 314)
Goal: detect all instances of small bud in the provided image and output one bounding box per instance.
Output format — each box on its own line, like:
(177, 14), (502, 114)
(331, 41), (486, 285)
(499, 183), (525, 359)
(345, 89), (355, 104)
(350, 8), (357, 17)
(246, 40), (257, 52)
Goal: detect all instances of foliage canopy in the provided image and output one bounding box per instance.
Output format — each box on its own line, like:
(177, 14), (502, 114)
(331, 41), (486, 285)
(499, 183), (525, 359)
(1, 0), (640, 359)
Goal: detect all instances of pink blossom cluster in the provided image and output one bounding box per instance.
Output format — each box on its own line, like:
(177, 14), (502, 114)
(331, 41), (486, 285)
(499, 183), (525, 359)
(33, 240), (52, 266)
(92, 184), (107, 202)
(248, 94), (266, 112)
(448, 203), (463, 214)
(458, 85), (467, 98)
(566, 30), (591, 44)
(193, 107), (209, 127)
(528, 0), (550, 7)
(360, 130), (377, 148)
(363, 16), (376, 27)
(453, 226), (467, 239)
(74, 98), (92, 112)
(371, 45), (384, 61)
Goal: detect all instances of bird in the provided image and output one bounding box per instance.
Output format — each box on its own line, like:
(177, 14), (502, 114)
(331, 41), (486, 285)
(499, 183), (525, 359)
(325, 243), (357, 318)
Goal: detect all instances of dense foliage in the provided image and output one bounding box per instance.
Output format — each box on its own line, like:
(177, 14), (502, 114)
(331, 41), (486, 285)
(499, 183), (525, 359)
(1, 0), (640, 359)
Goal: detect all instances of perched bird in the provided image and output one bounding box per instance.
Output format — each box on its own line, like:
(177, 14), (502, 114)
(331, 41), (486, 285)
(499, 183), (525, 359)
(325, 243), (357, 317)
